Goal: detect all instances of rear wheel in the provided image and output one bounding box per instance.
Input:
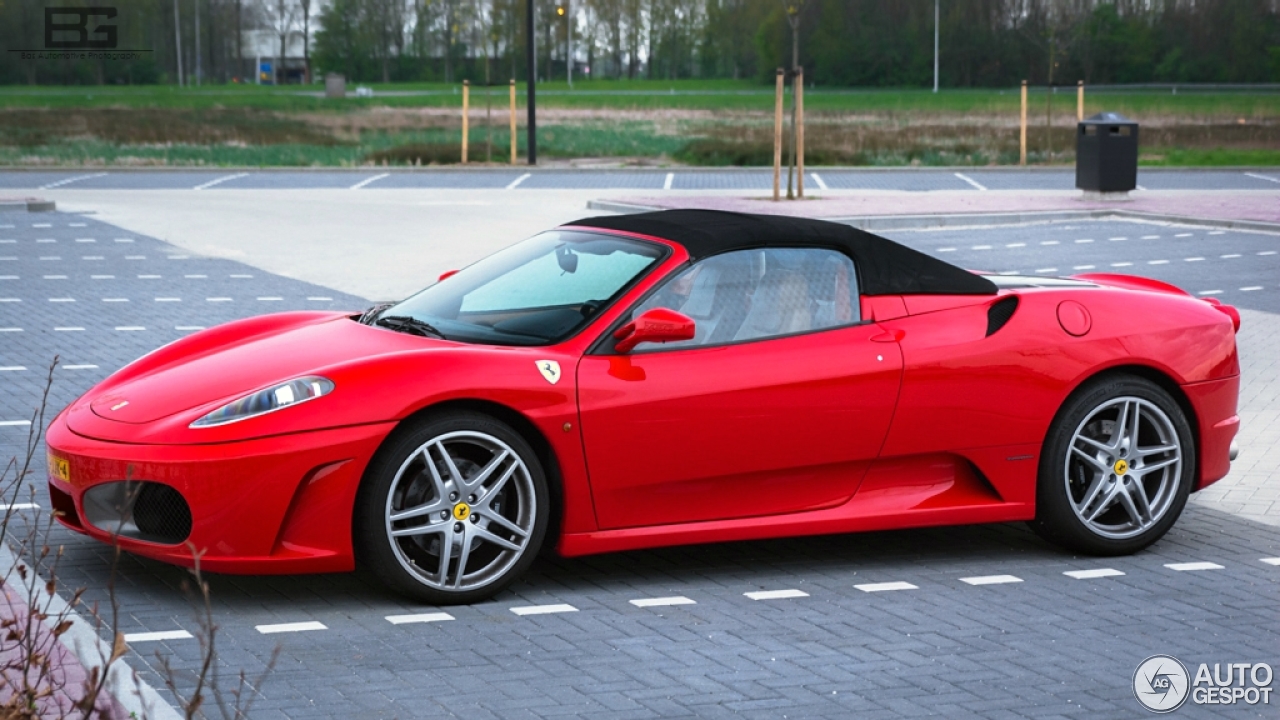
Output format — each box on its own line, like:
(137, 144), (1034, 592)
(1031, 375), (1194, 555)
(355, 411), (548, 604)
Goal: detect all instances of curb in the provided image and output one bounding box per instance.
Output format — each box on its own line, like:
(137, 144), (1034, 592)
(0, 539), (182, 720)
(0, 198), (56, 212)
(584, 199), (1280, 234)
(1, 166), (1278, 174)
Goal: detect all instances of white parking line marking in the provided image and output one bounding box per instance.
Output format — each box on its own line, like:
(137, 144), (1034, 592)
(114, 238), (134, 243)
(1208, 231), (1226, 235)
(1185, 257), (1204, 262)
(75, 238), (95, 243)
(0, 275), (15, 280)
(124, 630), (194, 642)
(0, 366), (25, 371)
(630, 596), (696, 608)
(811, 172), (828, 190)
(1165, 562), (1223, 571)
(1244, 172), (1280, 183)
(663, 172), (674, 190)
(506, 173), (531, 189)
(960, 575), (1023, 586)
(69, 223), (87, 227)
(510, 604), (578, 616)
(256, 621), (327, 634)
(1110, 262), (1132, 267)
(206, 297), (232, 302)
(0, 240), (12, 244)
(102, 298), (128, 302)
(1064, 568), (1125, 580)
(972, 245), (992, 250)
(40, 172), (106, 189)
(1199, 290), (1223, 295)
(0, 421), (32, 427)
(115, 326), (146, 331)
(1041, 240), (1059, 246)
(175, 325), (204, 331)
(1240, 286), (1262, 292)
(185, 274), (208, 279)
(998, 270), (1020, 275)
(39, 256), (61, 260)
(1261, 558), (1280, 566)
(308, 296), (333, 301)
(744, 589), (809, 600)
(386, 612), (454, 625)
(1108, 237), (1126, 242)
(48, 298), (75, 303)
(350, 173), (389, 190)
(125, 255), (145, 260)
(937, 247), (956, 252)
(954, 172), (987, 191)
(82, 256), (103, 260)
(0, 298), (21, 302)
(3, 503), (40, 511)
(1072, 265), (1096, 270)
(63, 364), (99, 370)
(1141, 235), (1160, 239)
(54, 327), (84, 332)
(0, 257), (14, 261)
(44, 275), (67, 279)
(1075, 239), (1094, 244)
(155, 297), (180, 302)
(1005, 242), (1026, 248)
(36, 238), (55, 243)
(230, 273), (253, 278)
(193, 172), (249, 190)
(91, 275), (114, 279)
(138, 274), (161, 279)
(1175, 233), (1193, 238)
(257, 296), (283, 301)
(0, 328), (21, 332)
(1221, 254), (1241, 259)
(32, 223), (52, 228)
(1035, 268), (1058, 274)
(166, 255), (189, 260)
(855, 582), (918, 593)
(1148, 259), (1169, 265)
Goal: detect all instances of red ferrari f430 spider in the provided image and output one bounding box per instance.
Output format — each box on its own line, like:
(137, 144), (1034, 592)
(46, 210), (1241, 603)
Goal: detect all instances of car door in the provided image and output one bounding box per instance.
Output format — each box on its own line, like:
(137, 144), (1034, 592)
(575, 247), (904, 530)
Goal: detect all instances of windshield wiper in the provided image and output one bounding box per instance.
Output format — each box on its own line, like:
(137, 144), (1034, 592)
(375, 315), (447, 339)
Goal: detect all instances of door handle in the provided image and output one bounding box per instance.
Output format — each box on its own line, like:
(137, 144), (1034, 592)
(870, 329), (905, 343)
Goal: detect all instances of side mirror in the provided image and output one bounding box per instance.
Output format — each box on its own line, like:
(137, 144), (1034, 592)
(613, 308), (696, 353)
(438, 269), (459, 282)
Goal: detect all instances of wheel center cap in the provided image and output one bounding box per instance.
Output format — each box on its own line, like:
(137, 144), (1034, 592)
(452, 502), (471, 521)
(1114, 459), (1129, 476)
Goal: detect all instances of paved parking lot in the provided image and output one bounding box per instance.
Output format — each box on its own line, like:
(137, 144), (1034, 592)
(1, 210), (1277, 718)
(1, 168), (1277, 193)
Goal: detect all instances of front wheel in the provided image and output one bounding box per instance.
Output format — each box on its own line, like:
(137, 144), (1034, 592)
(1031, 375), (1195, 555)
(354, 412), (548, 604)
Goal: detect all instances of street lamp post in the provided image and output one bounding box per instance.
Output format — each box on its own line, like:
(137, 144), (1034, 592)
(933, 0), (939, 93)
(526, 0), (537, 164)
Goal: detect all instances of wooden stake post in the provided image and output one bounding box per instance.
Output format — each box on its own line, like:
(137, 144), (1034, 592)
(795, 67), (804, 199)
(509, 80), (517, 165)
(1019, 80), (1028, 166)
(461, 80), (470, 164)
(1077, 80), (1084, 122)
(773, 69), (784, 202)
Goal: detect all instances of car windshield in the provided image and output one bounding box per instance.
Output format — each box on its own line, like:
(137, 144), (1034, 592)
(374, 230), (665, 346)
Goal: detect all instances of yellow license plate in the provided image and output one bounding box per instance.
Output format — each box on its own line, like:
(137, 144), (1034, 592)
(48, 454), (70, 483)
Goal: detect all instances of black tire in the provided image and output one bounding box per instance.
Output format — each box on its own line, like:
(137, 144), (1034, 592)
(354, 411), (549, 604)
(1029, 375), (1195, 556)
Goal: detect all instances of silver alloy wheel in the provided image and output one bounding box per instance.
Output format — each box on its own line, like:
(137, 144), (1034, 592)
(1065, 396), (1182, 540)
(384, 430), (536, 592)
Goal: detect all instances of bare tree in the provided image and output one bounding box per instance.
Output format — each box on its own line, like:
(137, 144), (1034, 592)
(261, 0), (300, 83)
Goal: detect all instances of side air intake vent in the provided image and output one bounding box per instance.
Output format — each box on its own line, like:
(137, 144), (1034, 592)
(986, 296), (1019, 337)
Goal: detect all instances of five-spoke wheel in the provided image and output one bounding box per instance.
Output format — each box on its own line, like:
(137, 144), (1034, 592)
(1032, 375), (1195, 555)
(355, 412), (548, 604)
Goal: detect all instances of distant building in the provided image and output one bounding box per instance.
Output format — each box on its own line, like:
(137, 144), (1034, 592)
(241, 28), (308, 84)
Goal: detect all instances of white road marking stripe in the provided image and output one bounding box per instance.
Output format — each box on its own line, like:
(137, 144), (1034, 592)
(193, 172), (249, 190)
(0, 298), (21, 302)
(1165, 561), (1223, 571)
(630, 596), (696, 608)
(257, 296), (283, 301)
(855, 581), (917, 593)
(155, 297), (181, 302)
(1005, 242), (1026, 248)
(115, 326), (146, 331)
(32, 223), (52, 228)
(114, 238), (134, 243)
(3, 503), (40, 510)
(75, 238), (95, 243)
(307, 296), (333, 301)
(1148, 259), (1169, 265)
(175, 325), (204, 330)
(40, 172), (106, 189)
(1244, 172), (1280, 184)
(102, 298), (128, 302)
(1111, 262), (1132, 267)
(1075, 238), (1094, 244)
(125, 255), (145, 260)
(90, 275), (114, 279)
(0, 328), (20, 332)
(1199, 290), (1223, 295)
(43, 275), (67, 279)
(1261, 558), (1280, 566)
(350, 173), (388, 190)
(1064, 568), (1125, 580)
(230, 273), (253, 278)
(0, 257), (14, 261)
(937, 247), (956, 252)
(811, 172), (828, 190)
(0, 421), (32, 427)
(138, 274), (161, 279)
(506, 173), (531, 189)
(82, 256), (103, 260)
(1041, 240), (1059, 245)
(1072, 264), (1096, 270)
(39, 256), (60, 260)
(1220, 254), (1241, 259)
(960, 575), (1023, 586)
(1035, 268), (1058, 273)
(124, 630), (193, 642)
(48, 298), (75, 302)
(0, 240), (13, 244)
(1208, 231), (1226, 235)
(185, 274), (208, 279)
(0, 366), (25, 371)
(386, 612), (454, 625)
(1184, 257), (1204, 262)
(971, 245), (992, 250)
(1141, 235), (1160, 239)
(1259, 251), (1277, 256)
(36, 239), (55, 243)
(1108, 237), (1127, 242)
(954, 172), (986, 191)
(69, 223), (87, 227)
(510, 603), (578, 616)
(663, 172), (674, 190)
(1175, 233), (1193, 238)
(166, 255), (189, 260)
(63, 364), (99, 370)
(998, 270), (1020, 275)
(206, 297), (232, 302)
(256, 621), (327, 634)
(54, 327), (84, 331)
(744, 589), (808, 600)
(1240, 286), (1262, 292)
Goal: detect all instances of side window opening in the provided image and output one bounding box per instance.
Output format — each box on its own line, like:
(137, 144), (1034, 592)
(630, 247), (860, 352)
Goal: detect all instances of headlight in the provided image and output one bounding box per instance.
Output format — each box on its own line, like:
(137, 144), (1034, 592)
(190, 376), (334, 428)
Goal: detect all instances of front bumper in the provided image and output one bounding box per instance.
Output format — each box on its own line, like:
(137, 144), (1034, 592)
(45, 412), (394, 574)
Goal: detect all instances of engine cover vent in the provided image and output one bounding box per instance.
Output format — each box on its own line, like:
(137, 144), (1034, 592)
(986, 296), (1019, 337)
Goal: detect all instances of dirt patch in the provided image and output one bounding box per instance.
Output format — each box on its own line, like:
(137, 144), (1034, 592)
(0, 108), (343, 147)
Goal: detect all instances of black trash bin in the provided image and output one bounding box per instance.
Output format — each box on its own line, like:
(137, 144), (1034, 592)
(1076, 112), (1138, 194)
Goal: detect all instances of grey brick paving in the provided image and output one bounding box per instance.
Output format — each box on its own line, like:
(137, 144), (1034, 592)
(1, 210), (1278, 718)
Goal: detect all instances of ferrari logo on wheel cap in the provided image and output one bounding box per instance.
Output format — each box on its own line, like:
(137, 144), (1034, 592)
(452, 503), (471, 521)
(536, 360), (561, 385)
(1114, 459), (1129, 476)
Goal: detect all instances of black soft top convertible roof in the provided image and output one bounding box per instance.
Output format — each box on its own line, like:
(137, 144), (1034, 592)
(565, 209), (997, 296)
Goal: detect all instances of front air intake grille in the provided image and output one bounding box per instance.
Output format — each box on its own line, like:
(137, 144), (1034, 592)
(986, 296), (1019, 337)
(133, 484), (193, 544)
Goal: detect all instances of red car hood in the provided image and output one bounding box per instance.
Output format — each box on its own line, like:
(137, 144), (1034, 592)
(83, 312), (442, 426)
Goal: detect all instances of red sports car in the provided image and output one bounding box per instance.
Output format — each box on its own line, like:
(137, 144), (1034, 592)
(46, 210), (1241, 603)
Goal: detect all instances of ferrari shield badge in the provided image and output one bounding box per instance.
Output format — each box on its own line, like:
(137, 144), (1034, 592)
(536, 360), (561, 385)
